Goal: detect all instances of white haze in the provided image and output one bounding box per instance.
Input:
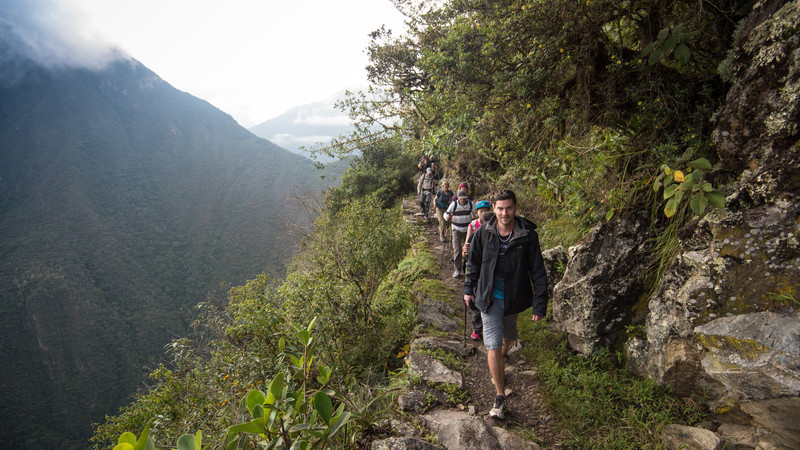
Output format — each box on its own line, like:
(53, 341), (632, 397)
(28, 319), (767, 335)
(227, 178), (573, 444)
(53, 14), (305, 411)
(0, 0), (406, 126)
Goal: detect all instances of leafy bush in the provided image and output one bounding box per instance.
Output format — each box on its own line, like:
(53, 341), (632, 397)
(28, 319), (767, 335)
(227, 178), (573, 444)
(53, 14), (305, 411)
(282, 194), (416, 379)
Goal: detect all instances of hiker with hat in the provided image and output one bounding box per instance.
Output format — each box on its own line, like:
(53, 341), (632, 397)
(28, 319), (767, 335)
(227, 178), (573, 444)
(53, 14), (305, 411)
(443, 190), (475, 278)
(461, 199), (492, 340)
(452, 181), (471, 203)
(417, 167), (436, 219)
(434, 180), (454, 242)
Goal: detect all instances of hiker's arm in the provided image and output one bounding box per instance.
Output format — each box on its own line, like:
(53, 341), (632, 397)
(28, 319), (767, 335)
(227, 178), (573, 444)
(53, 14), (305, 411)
(528, 232), (549, 318)
(464, 294), (474, 307)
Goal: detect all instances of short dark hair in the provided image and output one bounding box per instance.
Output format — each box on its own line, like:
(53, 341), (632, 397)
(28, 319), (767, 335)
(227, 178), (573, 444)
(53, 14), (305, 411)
(494, 189), (517, 205)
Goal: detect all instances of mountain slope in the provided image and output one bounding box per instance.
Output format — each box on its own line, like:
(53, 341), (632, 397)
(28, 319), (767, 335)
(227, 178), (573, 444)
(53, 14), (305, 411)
(249, 95), (354, 161)
(0, 57), (333, 448)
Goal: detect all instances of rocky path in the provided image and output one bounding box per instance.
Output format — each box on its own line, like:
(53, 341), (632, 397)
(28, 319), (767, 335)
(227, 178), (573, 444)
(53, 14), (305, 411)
(372, 198), (565, 449)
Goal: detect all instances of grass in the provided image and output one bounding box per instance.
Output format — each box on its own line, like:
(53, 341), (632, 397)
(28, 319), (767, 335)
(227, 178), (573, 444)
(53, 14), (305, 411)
(517, 319), (709, 448)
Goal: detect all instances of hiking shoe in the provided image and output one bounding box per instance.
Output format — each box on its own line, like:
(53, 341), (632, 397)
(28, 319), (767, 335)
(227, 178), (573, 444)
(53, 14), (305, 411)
(453, 270), (461, 278)
(508, 340), (523, 355)
(470, 330), (481, 341)
(489, 395), (507, 419)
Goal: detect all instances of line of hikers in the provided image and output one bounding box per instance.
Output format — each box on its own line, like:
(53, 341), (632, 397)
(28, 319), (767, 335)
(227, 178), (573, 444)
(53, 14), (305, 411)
(416, 158), (549, 421)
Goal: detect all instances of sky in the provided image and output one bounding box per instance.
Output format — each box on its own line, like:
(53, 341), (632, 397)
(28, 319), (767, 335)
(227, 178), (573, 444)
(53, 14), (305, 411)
(0, 0), (407, 127)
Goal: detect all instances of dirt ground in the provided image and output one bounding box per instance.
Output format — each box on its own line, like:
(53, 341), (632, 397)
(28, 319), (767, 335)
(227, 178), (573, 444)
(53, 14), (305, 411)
(411, 202), (565, 449)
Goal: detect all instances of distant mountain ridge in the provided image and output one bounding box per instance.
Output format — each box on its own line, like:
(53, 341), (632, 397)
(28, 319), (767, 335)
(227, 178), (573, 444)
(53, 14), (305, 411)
(249, 94), (355, 161)
(0, 56), (338, 448)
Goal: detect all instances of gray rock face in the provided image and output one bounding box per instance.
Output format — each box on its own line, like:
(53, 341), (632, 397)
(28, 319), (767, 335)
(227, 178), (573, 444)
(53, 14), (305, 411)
(740, 397), (800, 449)
(713, 0), (800, 207)
(541, 245), (567, 299)
(398, 391), (429, 412)
(406, 351), (463, 386)
(417, 298), (459, 334)
(552, 211), (652, 354)
(371, 437), (443, 450)
(438, 417), (502, 450)
(694, 311), (800, 400)
(412, 336), (475, 358)
(661, 424), (724, 450)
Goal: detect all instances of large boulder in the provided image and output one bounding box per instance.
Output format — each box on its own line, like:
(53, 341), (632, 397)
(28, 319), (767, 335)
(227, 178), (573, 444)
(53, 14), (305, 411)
(552, 211), (652, 354)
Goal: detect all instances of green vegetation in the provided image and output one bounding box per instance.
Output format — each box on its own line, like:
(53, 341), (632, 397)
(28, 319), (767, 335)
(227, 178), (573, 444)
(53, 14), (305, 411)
(331, 0), (746, 248)
(518, 320), (709, 448)
(91, 183), (422, 448)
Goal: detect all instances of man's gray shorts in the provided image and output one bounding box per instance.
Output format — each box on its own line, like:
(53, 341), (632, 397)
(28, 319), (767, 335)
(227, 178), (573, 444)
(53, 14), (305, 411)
(480, 297), (518, 350)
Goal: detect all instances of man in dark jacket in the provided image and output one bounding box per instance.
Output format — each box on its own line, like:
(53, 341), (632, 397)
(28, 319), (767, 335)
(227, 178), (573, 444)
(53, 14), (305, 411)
(463, 189), (548, 420)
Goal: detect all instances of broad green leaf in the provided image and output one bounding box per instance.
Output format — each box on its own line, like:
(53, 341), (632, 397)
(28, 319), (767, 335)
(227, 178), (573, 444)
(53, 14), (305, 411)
(247, 390), (266, 415)
(649, 48), (663, 65)
(289, 440), (310, 450)
(664, 184), (678, 199)
(664, 36), (677, 52)
(702, 182), (714, 192)
(252, 404), (264, 419)
(224, 435), (240, 450)
(640, 41), (658, 56)
(118, 433), (137, 446)
(688, 169), (704, 182)
(194, 431), (202, 450)
(176, 434), (195, 450)
(114, 444), (135, 450)
(653, 178), (662, 192)
(230, 420), (267, 435)
(664, 197), (679, 218)
(678, 180), (696, 192)
(657, 27), (670, 40)
(674, 189), (685, 205)
(269, 373), (285, 401)
(297, 329), (310, 347)
(676, 44), (690, 65)
(606, 209), (615, 221)
(706, 190), (726, 208)
(316, 366), (332, 385)
(691, 194), (708, 216)
(688, 157), (712, 170)
(307, 316), (317, 331)
(327, 411), (353, 437)
(314, 392), (333, 425)
(290, 355), (303, 369)
(135, 423), (153, 450)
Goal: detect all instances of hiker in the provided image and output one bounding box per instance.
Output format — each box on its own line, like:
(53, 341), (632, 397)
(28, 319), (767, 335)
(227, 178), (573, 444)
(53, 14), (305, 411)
(443, 190), (475, 278)
(452, 182), (471, 202)
(417, 155), (431, 175)
(417, 167), (436, 218)
(429, 162), (441, 180)
(461, 200), (492, 340)
(463, 190), (548, 420)
(435, 180), (455, 242)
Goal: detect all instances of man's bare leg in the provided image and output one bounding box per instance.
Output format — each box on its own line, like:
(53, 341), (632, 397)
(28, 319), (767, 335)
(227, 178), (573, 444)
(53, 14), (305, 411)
(488, 348), (504, 396)
(488, 338), (514, 396)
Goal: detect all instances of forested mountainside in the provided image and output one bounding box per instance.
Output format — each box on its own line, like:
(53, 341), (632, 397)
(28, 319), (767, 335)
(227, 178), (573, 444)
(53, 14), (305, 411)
(0, 55), (340, 448)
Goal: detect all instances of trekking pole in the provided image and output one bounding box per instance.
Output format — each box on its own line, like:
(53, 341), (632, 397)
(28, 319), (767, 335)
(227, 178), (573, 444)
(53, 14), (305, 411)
(463, 296), (467, 347)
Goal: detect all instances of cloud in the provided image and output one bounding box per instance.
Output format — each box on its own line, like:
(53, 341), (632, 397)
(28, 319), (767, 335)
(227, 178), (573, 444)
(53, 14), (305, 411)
(0, 0), (124, 73)
(292, 113), (352, 127)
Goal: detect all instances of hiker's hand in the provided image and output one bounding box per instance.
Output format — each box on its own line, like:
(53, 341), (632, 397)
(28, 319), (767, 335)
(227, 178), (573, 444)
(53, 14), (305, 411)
(532, 314), (543, 322)
(464, 295), (474, 308)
